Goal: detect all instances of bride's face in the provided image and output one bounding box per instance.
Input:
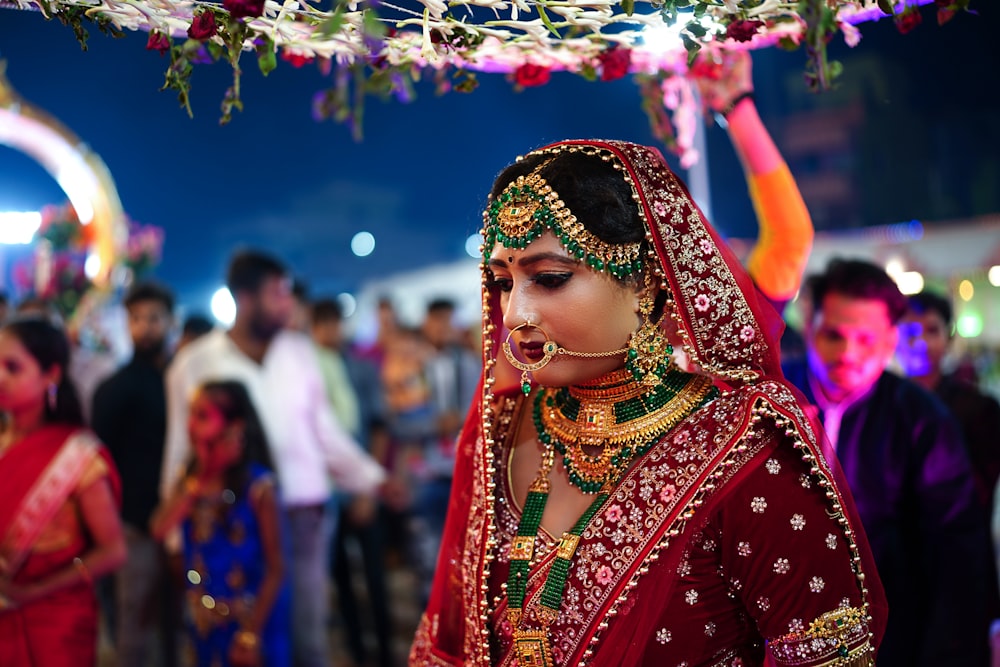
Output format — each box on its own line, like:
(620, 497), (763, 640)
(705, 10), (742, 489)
(487, 231), (642, 387)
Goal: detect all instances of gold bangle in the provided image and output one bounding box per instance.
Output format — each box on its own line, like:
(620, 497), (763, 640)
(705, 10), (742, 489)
(73, 557), (93, 585)
(234, 630), (259, 650)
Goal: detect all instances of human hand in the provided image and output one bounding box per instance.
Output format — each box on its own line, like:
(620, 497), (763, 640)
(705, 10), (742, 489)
(380, 476), (411, 512)
(688, 49), (753, 115)
(228, 631), (262, 667)
(347, 495), (377, 527)
(0, 577), (38, 609)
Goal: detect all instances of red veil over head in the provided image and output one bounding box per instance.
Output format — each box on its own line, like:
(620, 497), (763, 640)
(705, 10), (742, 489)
(410, 140), (886, 666)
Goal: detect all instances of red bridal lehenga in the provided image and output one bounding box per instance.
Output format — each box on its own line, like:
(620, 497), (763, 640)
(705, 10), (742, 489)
(409, 139), (887, 667)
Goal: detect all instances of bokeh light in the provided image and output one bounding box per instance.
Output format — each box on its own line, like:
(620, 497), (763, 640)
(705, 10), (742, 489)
(958, 279), (974, 302)
(211, 287), (236, 326)
(351, 231), (376, 257)
(956, 312), (983, 338)
(895, 271), (924, 295)
(465, 233), (483, 259)
(337, 292), (357, 319)
(988, 266), (1000, 288)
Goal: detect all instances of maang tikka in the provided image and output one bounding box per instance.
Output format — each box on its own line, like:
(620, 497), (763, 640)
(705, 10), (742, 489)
(482, 155), (643, 280)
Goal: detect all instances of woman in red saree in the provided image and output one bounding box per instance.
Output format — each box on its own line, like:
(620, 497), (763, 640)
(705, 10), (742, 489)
(409, 140), (887, 666)
(0, 317), (126, 666)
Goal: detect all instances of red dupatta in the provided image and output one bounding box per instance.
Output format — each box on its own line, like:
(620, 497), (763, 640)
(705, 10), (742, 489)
(0, 424), (119, 581)
(409, 140), (887, 666)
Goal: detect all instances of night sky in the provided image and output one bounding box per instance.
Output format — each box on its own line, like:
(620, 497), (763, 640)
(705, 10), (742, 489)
(1, 2), (997, 317)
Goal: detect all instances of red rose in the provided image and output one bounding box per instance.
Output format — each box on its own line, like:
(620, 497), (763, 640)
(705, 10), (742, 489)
(688, 57), (721, 81)
(598, 47), (632, 82)
(223, 0), (266, 20)
(895, 7), (922, 33)
(281, 50), (314, 68)
(725, 19), (762, 43)
(514, 63), (550, 87)
(188, 11), (218, 40)
(145, 31), (172, 55)
(937, 6), (956, 24)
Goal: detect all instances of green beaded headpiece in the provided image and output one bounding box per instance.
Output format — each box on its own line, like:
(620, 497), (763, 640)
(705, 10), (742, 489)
(482, 159), (643, 278)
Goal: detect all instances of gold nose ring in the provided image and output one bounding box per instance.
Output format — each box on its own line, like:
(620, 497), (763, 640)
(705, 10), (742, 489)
(502, 321), (559, 395)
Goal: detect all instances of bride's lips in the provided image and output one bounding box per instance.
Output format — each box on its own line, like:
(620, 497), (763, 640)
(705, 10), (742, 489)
(519, 342), (545, 361)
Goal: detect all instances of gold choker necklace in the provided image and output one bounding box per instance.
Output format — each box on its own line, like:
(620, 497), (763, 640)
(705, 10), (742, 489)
(533, 367), (717, 493)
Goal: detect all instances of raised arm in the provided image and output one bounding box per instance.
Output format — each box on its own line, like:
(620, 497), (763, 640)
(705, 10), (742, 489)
(692, 50), (814, 307)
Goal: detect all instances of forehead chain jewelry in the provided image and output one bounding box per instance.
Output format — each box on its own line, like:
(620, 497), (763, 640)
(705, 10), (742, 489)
(482, 157), (642, 279)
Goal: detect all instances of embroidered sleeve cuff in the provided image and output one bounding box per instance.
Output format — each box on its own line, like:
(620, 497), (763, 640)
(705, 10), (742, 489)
(768, 606), (875, 666)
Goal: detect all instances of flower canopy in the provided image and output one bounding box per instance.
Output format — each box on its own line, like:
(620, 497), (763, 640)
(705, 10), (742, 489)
(3, 0), (954, 156)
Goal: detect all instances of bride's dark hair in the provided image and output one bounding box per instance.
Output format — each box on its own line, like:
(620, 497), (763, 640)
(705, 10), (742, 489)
(489, 150), (647, 249)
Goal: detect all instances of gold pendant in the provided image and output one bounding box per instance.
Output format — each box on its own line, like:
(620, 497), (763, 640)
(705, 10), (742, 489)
(514, 628), (555, 667)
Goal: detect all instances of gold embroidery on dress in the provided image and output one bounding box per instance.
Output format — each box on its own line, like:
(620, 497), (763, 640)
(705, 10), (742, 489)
(769, 606), (874, 666)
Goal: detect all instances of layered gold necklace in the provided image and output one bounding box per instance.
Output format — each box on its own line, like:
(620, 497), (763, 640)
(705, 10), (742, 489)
(533, 367), (718, 493)
(505, 367), (718, 666)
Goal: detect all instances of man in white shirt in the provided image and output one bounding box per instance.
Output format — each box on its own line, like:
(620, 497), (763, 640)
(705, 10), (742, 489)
(161, 249), (385, 667)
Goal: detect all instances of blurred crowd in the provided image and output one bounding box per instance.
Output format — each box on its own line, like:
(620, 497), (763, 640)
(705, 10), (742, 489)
(0, 250), (482, 667)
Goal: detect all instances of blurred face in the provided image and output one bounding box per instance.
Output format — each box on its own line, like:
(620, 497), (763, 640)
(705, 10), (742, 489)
(488, 232), (641, 387)
(896, 308), (950, 379)
(187, 390), (242, 474)
(244, 275), (294, 340)
(806, 292), (898, 403)
(311, 319), (342, 350)
(0, 330), (59, 419)
(423, 309), (455, 349)
(127, 299), (172, 356)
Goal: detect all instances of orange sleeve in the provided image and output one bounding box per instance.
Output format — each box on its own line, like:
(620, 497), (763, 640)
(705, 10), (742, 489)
(744, 165), (814, 304)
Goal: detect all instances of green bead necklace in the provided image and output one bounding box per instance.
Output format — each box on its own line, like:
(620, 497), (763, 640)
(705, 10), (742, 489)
(504, 367), (718, 665)
(533, 367), (719, 494)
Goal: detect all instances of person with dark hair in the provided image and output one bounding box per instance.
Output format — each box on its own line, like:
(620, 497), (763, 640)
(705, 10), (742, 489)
(398, 297), (480, 606)
(91, 280), (177, 666)
(152, 380), (290, 667)
(898, 289), (1000, 637)
(898, 290), (1000, 508)
(310, 297), (397, 667)
(0, 317), (127, 666)
(0, 291), (9, 324)
(161, 249), (385, 667)
(409, 141), (887, 666)
(178, 314), (215, 353)
(783, 259), (990, 666)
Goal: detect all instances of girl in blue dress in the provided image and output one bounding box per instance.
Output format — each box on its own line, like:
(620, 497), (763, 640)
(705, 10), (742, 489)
(152, 380), (290, 667)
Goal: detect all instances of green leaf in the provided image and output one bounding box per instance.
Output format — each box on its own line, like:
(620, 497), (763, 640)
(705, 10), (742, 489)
(693, 3), (707, 18)
(206, 41), (224, 60)
(94, 15), (126, 39)
(876, 0), (894, 17)
(455, 71), (479, 93)
(256, 35), (277, 76)
(56, 7), (91, 51)
(621, 0), (635, 15)
(685, 21), (707, 37)
(536, 4), (562, 38)
(827, 59), (843, 80)
(319, 9), (345, 36)
(777, 35), (799, 51)
(681, 33), (701, 66)
(362, 9), (387, 38)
